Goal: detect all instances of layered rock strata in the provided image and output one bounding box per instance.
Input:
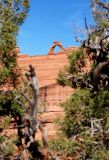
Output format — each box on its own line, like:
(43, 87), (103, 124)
(17, 43), (77, 139)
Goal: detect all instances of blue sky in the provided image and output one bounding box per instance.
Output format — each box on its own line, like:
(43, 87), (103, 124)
(17, 0), (93, 55)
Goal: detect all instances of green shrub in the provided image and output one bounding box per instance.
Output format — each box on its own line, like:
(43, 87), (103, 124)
(93, 150), (109, 160)
(0, 136), (16, 157)
(67, 48), (85, 74)
(0, 135), (6, 143)
(49, 137), (78, 156)
(1, 116), (11, 129)
(60, 89), (109, 138)
(60, 89), (94, 137)
(54, 89), (109, 158)
(2, 142), (15, 156)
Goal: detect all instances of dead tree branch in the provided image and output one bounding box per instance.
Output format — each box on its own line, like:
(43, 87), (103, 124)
(16, 65), (48, 159)
(96, 1), (109, 10)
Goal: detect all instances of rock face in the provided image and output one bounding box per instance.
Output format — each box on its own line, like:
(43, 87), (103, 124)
(18, 42), (78, 139)
(18, 42), (78, 88)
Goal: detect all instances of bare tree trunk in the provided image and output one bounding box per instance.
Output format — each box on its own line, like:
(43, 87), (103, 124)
(18, 65), (48, 159)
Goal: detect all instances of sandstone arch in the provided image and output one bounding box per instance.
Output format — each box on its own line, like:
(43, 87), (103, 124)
(48, 41), (65, 55)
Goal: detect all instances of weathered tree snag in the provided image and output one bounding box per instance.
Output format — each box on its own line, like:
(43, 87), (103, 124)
(24, 65), (39, 118)
(93, 61), (109, 91)
(17, 65), (48, 159)
(39, 124), (48, 147)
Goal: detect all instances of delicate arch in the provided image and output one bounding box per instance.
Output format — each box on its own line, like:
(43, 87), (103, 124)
(48, 41), (64, 55)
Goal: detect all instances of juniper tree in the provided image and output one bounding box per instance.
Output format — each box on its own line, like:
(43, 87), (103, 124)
(0, 0), (29, 88)
(56, 0), (109, 158)
(0, 0), (30, 158)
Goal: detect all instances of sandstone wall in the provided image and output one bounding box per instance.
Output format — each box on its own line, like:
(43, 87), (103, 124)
(18, 45), (77, 139)
(36, 83), (73, 140)
(39, 83), (73, 107)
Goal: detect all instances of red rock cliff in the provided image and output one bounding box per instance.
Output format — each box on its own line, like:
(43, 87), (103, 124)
(18, 42), (77, 139)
